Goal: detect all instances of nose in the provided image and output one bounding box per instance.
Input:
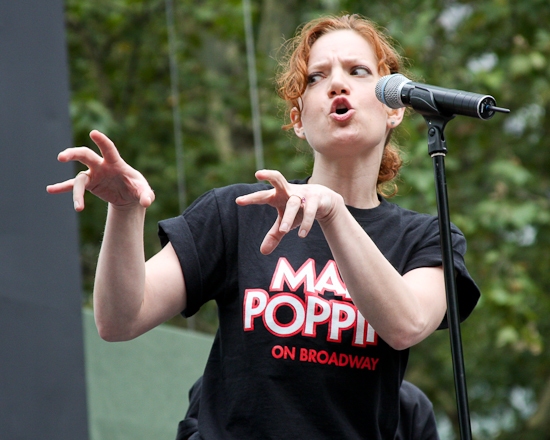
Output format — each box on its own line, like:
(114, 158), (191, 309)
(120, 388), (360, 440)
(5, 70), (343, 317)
(328, 69), (350, 97)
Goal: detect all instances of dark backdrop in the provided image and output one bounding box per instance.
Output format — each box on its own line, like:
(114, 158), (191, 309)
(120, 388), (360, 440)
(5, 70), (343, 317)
(0, 1), (89, 438)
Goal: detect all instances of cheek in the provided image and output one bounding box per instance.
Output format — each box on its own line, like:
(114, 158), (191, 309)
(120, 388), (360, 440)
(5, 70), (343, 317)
(368, 100), (391, 124)
(299, 106), (317, 130)
(297, 93), (319, 122)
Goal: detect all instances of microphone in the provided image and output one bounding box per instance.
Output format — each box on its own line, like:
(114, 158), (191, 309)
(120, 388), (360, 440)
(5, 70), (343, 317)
(375, 74), (510, 120)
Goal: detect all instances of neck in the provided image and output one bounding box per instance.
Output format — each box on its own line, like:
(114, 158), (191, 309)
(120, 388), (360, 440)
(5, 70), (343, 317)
(308, 156), (381, 209)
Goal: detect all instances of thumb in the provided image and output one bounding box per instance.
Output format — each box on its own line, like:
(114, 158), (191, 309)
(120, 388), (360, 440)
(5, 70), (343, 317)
(139, 189), (155, 208)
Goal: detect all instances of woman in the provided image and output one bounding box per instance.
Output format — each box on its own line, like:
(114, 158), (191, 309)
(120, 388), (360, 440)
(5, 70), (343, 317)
(48, 14), (479, 439)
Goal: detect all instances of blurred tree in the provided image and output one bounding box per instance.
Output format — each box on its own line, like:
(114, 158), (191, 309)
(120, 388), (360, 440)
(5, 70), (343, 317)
(65, 0), (550, 438)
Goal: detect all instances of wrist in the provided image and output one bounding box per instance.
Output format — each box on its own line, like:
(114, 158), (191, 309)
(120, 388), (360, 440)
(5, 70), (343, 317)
(108, 201), (147, 214)
(317, 192), (345, 227)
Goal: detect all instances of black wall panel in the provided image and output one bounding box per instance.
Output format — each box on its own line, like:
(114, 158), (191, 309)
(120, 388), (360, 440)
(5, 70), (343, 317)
(0, 1), (89, 438)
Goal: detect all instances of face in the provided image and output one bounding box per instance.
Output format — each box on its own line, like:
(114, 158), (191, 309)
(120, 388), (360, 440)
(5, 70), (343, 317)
(292, 29), (403, 159)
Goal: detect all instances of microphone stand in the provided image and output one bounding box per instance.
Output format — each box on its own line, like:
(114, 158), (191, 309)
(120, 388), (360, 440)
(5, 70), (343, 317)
(389, 80), (509, 439)
(421, 112), (472, 440)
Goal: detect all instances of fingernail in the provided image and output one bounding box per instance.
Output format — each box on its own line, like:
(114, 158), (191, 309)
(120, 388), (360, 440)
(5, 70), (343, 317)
(281, 222), (289, 232)
(74, 200), (80, 210)
(299, 229), (307, 238)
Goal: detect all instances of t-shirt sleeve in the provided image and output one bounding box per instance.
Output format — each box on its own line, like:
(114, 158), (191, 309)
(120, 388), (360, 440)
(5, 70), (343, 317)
(404, 218), (480, 327)
(158, 189), (234, 317)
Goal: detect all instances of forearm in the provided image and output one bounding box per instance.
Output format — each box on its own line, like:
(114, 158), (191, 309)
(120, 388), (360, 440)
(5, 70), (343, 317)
(93, 203), (147, 341)
(318, 198), (445, 349)
(235, 170), (446, 348)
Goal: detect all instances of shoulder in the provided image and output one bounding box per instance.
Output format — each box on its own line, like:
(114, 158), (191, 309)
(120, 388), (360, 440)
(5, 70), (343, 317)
(380, 199), (468, 242)
(383, 199), (437, 226)
(349, 197), (441, 241)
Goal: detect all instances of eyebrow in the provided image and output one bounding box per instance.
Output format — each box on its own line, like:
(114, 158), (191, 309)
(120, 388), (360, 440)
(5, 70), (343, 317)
(308, 56), (373, 71)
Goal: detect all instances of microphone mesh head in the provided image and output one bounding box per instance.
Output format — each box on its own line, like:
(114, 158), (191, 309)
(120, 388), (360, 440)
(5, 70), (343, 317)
(375, 74), (410, 109)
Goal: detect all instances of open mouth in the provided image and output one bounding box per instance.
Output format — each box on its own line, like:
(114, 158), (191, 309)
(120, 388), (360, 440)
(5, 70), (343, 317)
(335, 106), (349, 115)
(331, 98), (352, 116)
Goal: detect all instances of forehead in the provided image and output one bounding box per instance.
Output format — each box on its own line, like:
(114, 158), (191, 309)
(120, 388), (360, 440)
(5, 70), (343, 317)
(308, 29), (376, 65)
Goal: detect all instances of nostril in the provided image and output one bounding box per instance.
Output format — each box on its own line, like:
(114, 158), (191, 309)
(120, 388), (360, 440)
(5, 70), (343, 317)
(331, 89), (348, 96)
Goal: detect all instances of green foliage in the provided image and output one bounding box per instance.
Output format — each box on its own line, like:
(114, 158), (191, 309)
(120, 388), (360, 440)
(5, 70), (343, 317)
(66, 0), (550, 437)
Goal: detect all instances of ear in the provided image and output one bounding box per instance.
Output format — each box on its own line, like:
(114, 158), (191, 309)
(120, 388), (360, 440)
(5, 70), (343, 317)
(386, 107), (405, 129)
(291, 107), (306, 139)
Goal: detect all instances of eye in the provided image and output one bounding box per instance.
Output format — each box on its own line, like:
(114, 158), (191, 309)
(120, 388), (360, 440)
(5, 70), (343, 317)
(307, 72), (324, 85)
(351, 66), (371, 76)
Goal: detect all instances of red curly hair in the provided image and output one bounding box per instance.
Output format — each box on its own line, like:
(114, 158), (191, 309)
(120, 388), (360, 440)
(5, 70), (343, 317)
(276, 14), (404, 196)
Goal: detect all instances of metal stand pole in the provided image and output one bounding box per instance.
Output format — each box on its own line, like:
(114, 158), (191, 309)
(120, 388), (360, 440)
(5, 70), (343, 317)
(423, 114), (472, 440)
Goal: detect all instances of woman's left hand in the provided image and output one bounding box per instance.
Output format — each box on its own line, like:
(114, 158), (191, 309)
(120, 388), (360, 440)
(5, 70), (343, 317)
(236, 169), (340, 255)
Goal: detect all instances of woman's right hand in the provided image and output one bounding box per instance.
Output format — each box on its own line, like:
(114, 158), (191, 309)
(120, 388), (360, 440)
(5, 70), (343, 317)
(46, 130), (155, 211)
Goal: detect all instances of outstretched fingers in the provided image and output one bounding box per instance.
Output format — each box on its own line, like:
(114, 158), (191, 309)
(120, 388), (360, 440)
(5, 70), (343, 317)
(235, 188), (275, 207)
(237, 169), (326, 253)
(89, 130), (123, 164)
(255, 169), (288, 193)
(278, 194), (303, 234)
(261, 195), (312, 253)
(45, 172), (91, 211)
(56, 146), (103, 169)
(72, 171), (90, 211)
(259, 216), (285, 255)
(297, 196), (317, 237)
(48, 130), (155, 211)
(46, 178), (76, 195)
(55, 131), (120, 169)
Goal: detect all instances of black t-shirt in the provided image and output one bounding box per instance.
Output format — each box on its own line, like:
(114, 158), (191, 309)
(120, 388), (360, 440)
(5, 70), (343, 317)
(159, 181), (480, 440)
(176, 377), (441, 440)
